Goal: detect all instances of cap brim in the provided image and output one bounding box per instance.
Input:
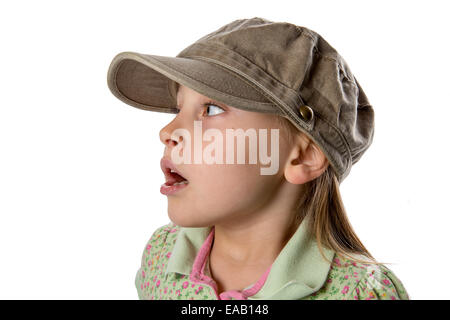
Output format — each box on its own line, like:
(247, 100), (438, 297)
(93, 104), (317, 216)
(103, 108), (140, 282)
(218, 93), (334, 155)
(107, 52), (277, 114)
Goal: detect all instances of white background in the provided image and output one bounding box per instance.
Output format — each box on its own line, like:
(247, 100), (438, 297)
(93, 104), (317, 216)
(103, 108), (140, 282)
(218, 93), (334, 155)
(0, 0), (448, 299)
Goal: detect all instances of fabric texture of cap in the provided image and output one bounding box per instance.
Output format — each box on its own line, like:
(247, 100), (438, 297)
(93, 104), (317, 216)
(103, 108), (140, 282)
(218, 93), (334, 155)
(107, 17), (375, 183)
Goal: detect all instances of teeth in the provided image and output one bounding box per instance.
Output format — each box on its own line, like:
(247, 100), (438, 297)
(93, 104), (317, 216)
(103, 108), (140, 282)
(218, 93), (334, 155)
(173, 180), (188, 186)
(170, 169), (176, 173)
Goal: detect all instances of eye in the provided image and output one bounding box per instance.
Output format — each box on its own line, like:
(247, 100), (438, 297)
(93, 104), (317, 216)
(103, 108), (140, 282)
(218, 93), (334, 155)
(204, 102), (225, 117)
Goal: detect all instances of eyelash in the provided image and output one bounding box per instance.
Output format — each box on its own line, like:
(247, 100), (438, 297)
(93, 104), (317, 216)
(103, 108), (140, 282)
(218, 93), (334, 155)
(175, 101), (225, 116)
(203, 101), (225, 116)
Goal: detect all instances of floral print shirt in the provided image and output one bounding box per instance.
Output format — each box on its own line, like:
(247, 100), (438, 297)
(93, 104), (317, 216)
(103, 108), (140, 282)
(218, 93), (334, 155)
(135, 216), (409, 300)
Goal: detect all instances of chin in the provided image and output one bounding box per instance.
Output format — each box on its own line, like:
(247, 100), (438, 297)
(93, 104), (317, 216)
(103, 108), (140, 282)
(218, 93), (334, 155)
(167, 211), (211, 228)
(167, 210), (193, 227)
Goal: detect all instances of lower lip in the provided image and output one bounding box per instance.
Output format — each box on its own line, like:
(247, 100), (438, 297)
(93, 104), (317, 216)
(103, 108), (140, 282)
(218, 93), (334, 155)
(160, 182), (189, 195)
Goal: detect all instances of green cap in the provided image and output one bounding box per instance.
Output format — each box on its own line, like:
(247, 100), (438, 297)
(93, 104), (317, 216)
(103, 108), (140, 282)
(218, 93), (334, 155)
(107, 17), (374, 183)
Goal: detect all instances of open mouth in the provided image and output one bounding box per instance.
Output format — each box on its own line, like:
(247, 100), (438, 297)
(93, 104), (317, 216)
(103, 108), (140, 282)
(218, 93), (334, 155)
(161, 158), (189, 187)
(164, 169), (189, 186)
(160, 159), (189, 196)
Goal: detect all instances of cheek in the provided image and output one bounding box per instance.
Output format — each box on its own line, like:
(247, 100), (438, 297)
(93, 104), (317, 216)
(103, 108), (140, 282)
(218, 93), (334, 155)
(190, 164), (277, 209)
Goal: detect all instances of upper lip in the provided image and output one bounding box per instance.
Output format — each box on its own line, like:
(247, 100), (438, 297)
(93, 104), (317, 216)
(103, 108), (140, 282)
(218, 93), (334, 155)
(160, 157), (188, 181)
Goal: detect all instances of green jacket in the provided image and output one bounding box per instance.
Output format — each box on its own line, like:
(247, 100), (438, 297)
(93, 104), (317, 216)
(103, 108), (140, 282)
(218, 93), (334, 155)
(135, 217), (409, 300)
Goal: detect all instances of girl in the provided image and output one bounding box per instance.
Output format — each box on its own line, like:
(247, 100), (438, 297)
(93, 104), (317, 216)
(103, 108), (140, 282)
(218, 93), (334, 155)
(107, 17), (409, 300)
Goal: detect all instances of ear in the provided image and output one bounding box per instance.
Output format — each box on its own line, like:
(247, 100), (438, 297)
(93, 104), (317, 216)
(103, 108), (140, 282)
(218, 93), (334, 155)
(284, 133), (329, 184)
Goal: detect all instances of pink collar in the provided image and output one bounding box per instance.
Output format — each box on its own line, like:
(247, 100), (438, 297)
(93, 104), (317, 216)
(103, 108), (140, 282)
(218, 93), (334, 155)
(189, 226), (272, 300)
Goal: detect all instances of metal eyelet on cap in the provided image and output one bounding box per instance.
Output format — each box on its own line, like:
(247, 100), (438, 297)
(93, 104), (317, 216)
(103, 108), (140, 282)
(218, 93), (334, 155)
(299, 104), (313, 122)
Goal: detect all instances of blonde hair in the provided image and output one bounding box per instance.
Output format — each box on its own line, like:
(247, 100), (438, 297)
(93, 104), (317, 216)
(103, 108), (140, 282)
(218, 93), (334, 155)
(275, 115), (388, 266)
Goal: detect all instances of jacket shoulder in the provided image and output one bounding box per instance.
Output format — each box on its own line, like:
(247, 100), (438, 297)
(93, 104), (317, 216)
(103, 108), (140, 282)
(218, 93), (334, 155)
(306, 255), (410, 300)
(135, 222), (183, 299)
(138, 222), (181, 267)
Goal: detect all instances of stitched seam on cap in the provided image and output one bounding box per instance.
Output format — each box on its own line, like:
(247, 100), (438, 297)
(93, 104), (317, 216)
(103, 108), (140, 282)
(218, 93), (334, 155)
(186, 55), (286, 116)
(148, 56), (275, 109)
(111, 59), (126, 99)
(351, 143), (370, 154)
(186, 55), (278, 106)
(111, 59), (168, 111)
(184, 42), (303, 107)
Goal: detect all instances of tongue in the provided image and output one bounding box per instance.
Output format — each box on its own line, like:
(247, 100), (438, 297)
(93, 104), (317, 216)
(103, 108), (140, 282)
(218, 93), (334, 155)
(166, 171), (187, 186)
(172, 172), (187, 182)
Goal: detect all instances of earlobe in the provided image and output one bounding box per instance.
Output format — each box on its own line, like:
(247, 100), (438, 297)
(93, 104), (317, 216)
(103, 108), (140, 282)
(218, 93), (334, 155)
(284, 161), (310, 184)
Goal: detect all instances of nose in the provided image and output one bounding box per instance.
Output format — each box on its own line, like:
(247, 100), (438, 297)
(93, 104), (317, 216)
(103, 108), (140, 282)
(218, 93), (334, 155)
(159, 120), (184, 149)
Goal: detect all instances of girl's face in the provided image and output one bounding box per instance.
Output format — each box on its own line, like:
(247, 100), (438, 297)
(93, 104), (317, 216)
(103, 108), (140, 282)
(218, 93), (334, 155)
(159, 84), (294, 228)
